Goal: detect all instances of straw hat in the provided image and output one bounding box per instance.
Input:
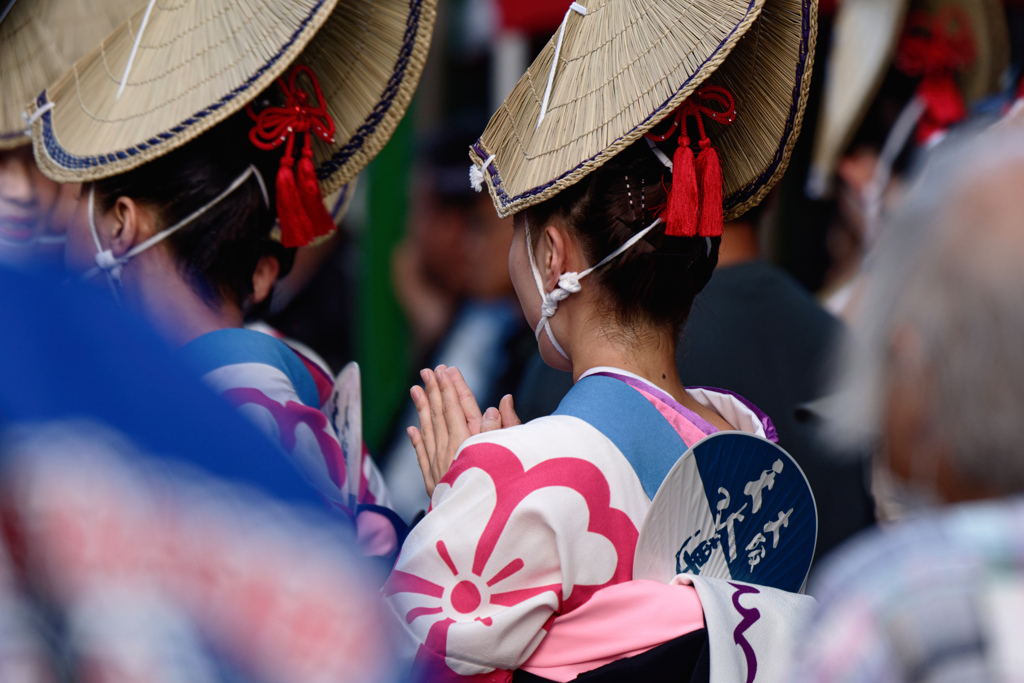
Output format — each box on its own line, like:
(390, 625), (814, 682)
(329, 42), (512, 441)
(807, 0), (1009, 197)
(469, 0), (818, 220)
(0, 0), (143, 150)
(27, 0), (437, 198)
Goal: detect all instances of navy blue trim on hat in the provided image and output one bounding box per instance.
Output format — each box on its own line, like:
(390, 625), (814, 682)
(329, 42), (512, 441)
(36, 0), (424, 178)
(316, 0), (424, 180)
(474, 0), (812, 214)
(724, 0), (813, 212)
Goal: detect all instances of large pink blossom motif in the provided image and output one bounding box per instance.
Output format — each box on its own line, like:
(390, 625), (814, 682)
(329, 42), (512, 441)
(385, 443), (638, 681)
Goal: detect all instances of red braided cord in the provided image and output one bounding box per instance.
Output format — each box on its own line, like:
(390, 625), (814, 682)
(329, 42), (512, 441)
(644, 85), (736, 146)
(248, 64), (336, 150)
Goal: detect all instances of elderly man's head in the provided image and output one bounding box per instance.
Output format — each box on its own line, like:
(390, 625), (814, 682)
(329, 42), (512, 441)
(834, 127), (1024, 509)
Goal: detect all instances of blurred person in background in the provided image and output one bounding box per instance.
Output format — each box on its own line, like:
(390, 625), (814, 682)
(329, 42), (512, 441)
(806, 0), (1010, 316)
(788, 125), (1024, 683)
(0, 0), (141, 267)
(382, 123), (533, 522)
(0, 263), (401, 682)
(256, 184), (361, 376)
(29, 0), (439, 557)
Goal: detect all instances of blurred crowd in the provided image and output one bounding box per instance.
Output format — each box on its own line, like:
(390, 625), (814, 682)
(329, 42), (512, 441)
(4, 0), (1024, 681)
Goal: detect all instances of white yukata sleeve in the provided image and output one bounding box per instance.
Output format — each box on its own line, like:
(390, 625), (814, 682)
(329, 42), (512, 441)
(384, 422), (640, 681)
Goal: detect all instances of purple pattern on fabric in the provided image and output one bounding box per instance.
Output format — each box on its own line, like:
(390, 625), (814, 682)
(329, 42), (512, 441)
(689, 386), (778, 443)
(729, 582), (761, 683)
(591, 372), (718, 437)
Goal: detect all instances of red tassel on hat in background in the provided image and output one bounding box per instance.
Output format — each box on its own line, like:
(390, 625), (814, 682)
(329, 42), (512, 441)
(248, 64), (337, 248)
(896, 6), (975, 146)
(646, 85), (736, 238)
(915, 76), (968, 145)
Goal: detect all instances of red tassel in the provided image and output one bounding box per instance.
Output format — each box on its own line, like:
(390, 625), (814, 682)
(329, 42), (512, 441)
(664, 136), (699, 237)
(696, 140), (724, 237)
(915, 75), (967, 145)
(275, 136), (312, 248)
(296, 135), (336, 242)
(248, 64), (339, 248)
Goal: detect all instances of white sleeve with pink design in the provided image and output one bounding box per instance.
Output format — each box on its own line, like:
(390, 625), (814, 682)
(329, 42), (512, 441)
(383, 415), (657, 681)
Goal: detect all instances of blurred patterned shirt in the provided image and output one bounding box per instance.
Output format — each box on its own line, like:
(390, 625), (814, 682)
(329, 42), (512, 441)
(789, 498), (1024, 683)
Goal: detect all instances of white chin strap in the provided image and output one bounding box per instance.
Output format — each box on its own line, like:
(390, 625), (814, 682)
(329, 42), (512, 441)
(83, 164), (268, 297)
(525, 215), (662, 360)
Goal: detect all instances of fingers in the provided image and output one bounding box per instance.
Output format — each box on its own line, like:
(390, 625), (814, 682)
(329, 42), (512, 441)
(499, 394), (521, 428)
(437, 366), (471, 450)
(411, 372), (521, 496)
(410, 381), (434, 462)
(422, 368), (449, 485)
(407, 426), (435, 497)
(481, 406), (502, 432)
(447, 367), (483, 435)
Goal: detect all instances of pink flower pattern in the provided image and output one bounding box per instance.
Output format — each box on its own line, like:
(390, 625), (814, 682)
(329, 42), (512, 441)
(385, 441), (638, 680)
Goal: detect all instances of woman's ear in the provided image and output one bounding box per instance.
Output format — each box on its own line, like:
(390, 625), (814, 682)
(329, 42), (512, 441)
(251, 254), (281, 305)
(542, 224), (568, 291)
(110, 196), (143, 258)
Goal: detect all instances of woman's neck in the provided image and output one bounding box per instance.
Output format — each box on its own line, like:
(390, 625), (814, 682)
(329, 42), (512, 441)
(564, 316), (734, 432)
(127, 254), (244, 347)
(566, 316), (685, 396)
(571, 330), (682, 394)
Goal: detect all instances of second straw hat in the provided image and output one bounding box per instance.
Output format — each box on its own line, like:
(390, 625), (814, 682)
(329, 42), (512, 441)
(470, 0), (818, 220)
(27, 0), (436, 197)
(0, 0), (143, 150)
(807, 0), (1009, 198)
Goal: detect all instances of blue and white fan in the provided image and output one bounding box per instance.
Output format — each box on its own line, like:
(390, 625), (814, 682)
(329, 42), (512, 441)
(633, 432), (817, 593)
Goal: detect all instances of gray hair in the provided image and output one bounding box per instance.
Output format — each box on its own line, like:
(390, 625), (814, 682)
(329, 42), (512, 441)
(829, 124), (1024, 493)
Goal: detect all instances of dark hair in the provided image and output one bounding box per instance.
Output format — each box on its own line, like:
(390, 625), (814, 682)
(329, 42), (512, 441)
(523, 138), (720, 334)
(94, 112), (294, 309)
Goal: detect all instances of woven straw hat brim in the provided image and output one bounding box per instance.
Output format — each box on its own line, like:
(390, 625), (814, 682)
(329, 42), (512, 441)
(0, 0), (143, 150)
(28, 0), (436, 196)
(471, 0), (817, 221)
(808, 0), (1009, 198)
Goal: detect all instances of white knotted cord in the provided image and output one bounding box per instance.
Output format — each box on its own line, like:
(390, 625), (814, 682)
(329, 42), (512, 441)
(116, 0), (157, 99)
(469, 154), (496, 192)
(82, 164), (268, 294)
(525, 215), (661, 360)
(536, 2), (587, 129)
(21, 102), (54, 136)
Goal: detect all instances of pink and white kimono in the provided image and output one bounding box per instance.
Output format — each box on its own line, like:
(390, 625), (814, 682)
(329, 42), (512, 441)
(178, 328), (395, 536)
(383, 367), (779, 681)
